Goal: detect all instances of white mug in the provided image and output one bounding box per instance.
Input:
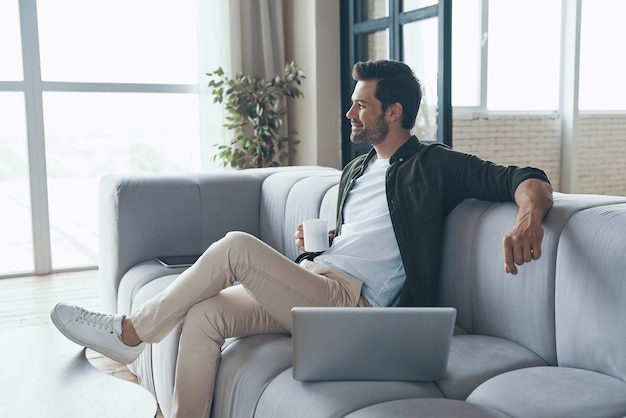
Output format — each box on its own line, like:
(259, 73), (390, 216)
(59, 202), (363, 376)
(302, 218), (329, 253)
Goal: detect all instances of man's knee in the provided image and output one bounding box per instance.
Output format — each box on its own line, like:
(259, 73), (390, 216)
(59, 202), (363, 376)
(198, 231), (257, 264)
(184, 301), (228, 344)
(223, 230), (257, 247)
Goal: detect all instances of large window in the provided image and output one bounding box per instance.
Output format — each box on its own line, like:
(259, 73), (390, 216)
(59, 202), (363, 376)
(0, 0), (202, 277)
(579, 0), (626, 110)
(0, 92), (31, 274)
(452, 0), (626, 112)
(452, 0), (561, 111)
(485, 0), (561, 111)
(1, 1), (31, 275)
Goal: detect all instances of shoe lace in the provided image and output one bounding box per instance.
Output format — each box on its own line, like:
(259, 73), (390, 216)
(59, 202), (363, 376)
(77, 308), (116, 331)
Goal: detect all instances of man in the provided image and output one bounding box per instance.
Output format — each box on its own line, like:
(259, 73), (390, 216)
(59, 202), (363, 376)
(51, 60), (553, 418)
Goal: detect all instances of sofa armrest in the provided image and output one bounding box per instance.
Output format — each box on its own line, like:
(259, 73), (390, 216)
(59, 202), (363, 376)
(98, 171), (267, 313)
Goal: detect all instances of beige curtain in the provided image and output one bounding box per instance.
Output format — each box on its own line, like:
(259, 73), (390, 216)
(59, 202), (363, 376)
(228, 0), (291, 162)
(197, 0), (287, 168)
(228, 0), (286, 78)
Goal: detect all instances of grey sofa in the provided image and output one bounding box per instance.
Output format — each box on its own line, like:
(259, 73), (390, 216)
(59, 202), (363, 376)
(99, 167), (626, 418)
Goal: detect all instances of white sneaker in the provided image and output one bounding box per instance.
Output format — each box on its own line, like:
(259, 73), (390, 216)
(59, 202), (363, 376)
(51, 303), (145, 364)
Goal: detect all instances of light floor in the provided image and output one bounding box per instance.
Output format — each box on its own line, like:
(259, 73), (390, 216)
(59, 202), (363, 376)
(0, 270), (164, 418)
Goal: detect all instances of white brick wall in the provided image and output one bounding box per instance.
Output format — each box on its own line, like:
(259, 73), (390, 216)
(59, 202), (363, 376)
(578, 114), (626, 195)
(452, 112), (626, 196)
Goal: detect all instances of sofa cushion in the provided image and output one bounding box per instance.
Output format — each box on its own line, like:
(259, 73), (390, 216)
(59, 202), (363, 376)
(439, 193), (626, 366)
(344, 398), (512, 418)
(466, 366), (626, 418)
(254, 368), (444, 418)
(435, 334), (547, 400)
(438, 198), (495, 334)
(259, 169), (340, 261)
(211, 334), (292, 418)
(555, 203), (626, 380)
(440, 198), (563, 364)
(117, 261), (187, 314)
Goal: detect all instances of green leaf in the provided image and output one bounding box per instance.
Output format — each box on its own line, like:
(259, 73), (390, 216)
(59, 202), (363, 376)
(207, 61), (305, 169)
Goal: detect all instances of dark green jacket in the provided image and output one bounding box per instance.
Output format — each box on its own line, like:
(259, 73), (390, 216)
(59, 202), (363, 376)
(335, 136), (550, 307)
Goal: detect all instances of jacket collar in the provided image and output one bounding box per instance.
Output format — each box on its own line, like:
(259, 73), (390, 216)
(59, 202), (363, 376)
(390, 135), (421, 164)
(356, 135), (422, 175)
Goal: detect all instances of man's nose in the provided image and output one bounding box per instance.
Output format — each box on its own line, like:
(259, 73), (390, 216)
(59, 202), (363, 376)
(345, 103), (356, 120)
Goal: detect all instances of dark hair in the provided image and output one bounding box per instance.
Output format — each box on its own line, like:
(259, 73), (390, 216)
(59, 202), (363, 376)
(352, 60), (421, 130)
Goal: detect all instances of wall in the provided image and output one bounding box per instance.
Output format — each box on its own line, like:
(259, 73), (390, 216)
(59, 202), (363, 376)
(283, 0), (343, 169)
(578, 114), (626, 195)
(453, 113), (562, 192)
(454, 112), (626, 196)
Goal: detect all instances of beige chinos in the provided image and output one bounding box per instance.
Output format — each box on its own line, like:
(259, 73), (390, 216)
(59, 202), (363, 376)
(128, 231), (368, 418)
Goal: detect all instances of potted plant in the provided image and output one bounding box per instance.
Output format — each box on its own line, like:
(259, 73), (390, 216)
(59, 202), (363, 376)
(207, 62), (305, 169)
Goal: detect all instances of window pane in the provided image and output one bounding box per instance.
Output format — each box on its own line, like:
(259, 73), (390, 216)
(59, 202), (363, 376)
(43, 92), (201, 269)
(487, 0), (561, 110)
(37, 0), (197, 83)
(355, 0), (388, 22)
(403, 0), (437, 12)
(356, 30), (389, 61)
(403, 18), (438, 141)
(0, 0), (23, 80)
(0, 93), (33, 274)
(579, 0), (626, 110)
(452, 0), (481, 106)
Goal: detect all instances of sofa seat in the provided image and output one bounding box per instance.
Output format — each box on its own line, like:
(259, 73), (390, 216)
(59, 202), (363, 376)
(436, 334), (548, 400)
(211, 334), (293, 418)
(344, 398), (512, 418)
(253, 367), (443, 418)
(209, 326), (548, 416)
(466, 366), (626, 418)
(213, 331), (547, 417)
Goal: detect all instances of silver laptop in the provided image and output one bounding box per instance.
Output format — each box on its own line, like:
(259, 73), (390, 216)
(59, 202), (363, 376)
(291, 307), (456, 382)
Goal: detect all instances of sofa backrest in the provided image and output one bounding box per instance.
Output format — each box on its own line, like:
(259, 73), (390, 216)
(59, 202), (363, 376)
(259, 170), (341, 261)
(260, 168), (558, 365)
(100, 171), (269, 312)
(555, 203), (626, 380)
(255, 170), (626, 372)
(439, 199), (560, 365)
(100, 166), (336, 313)
(438, 193), (626, 365)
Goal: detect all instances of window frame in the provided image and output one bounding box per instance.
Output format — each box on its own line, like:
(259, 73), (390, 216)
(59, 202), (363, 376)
(450, 0), (490, 114)
(340, 0), (452, 166)
(0, 0), (199, 276)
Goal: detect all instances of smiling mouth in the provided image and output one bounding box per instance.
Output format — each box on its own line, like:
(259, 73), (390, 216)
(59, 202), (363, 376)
(351, 121), (363, 130)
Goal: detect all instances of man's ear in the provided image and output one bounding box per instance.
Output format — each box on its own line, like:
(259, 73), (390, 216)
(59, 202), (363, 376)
(386, 102), (403, 122)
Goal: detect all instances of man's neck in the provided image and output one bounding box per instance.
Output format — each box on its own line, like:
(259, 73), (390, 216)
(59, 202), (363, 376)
(373, 132), (412, 159)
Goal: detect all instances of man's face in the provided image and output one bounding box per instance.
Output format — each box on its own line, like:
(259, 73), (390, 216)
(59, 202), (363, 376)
(346, 80), (388, 146)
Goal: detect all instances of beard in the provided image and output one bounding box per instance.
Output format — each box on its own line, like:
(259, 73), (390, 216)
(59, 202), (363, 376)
(350, 113), (388, 146)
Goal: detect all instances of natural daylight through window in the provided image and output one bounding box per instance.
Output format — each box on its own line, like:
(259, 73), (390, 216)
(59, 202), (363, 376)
(0, 0), (200, 276)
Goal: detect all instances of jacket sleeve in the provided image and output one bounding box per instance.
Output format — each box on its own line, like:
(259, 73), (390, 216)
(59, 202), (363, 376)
(438, 145), (551, 203)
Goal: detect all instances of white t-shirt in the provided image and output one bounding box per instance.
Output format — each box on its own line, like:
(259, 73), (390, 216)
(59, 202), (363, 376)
(314, 157), (406, 307)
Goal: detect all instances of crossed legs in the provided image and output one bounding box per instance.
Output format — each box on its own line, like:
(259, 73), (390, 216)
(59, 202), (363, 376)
(126, 231), (364, 417)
